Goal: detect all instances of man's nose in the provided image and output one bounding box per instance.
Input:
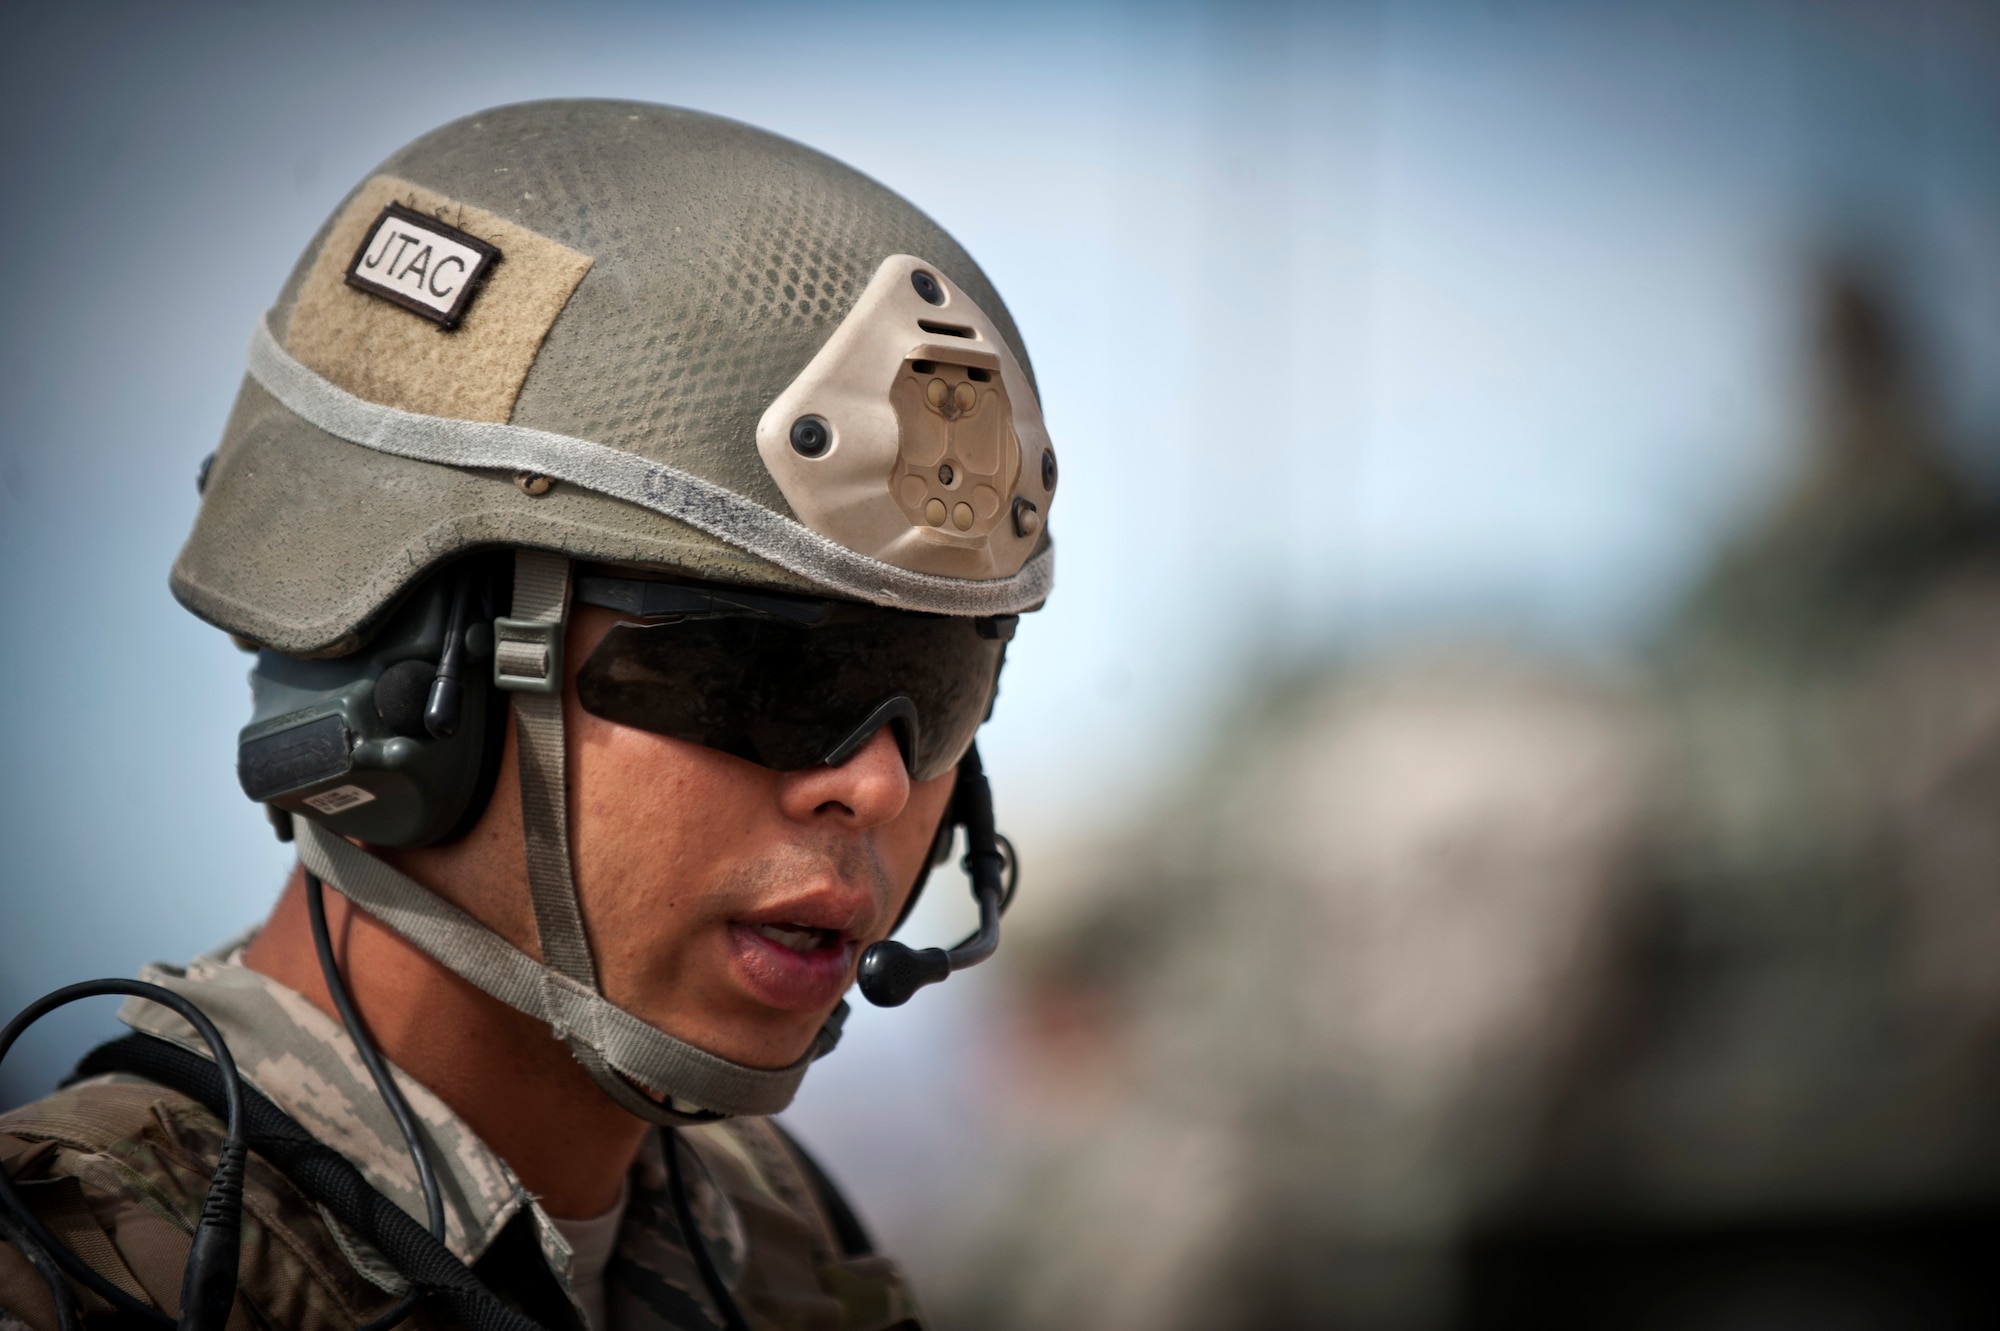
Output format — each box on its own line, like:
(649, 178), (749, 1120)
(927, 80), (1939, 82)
(776, 726), (911, 829)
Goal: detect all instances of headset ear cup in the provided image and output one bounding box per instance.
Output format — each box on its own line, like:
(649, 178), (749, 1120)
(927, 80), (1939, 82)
(238, 557), (509, 848)
(434, 665), (509, 844)
(431, 554), (510, 844)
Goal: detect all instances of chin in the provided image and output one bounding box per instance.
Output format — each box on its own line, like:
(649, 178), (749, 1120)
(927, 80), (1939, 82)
(710, 1012), (831, 1070)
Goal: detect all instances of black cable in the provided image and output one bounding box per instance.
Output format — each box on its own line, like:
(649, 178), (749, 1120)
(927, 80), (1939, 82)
(0, 981), (248, 1331)
(304, 869), (445, 1331)
(665, 1128), (752, 1331)
(425, 567), (475, 739)
(76, 1035), (549, 1331)
(304, 869), (446, 1239)
(858, 743), (1013, 1006)
(0, 1203), (80, 1331)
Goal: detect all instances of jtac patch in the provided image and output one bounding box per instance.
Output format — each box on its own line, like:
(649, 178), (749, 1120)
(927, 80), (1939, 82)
(344, 203), (501, 329)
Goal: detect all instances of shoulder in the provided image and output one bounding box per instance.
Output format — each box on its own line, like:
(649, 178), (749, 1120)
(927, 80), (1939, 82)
(670, 1119), (924, 1331)
(1, 1075), (412, 1331)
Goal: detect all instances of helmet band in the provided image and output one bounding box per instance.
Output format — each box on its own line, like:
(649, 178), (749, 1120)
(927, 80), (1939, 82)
(242, 317), (1054, 619)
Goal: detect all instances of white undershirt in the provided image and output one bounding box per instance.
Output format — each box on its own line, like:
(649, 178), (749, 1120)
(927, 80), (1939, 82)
(551, 1180), (629, 1331)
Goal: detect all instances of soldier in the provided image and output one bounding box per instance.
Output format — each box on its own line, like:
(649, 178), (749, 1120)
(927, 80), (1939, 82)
(0, 100), (1055, 1331)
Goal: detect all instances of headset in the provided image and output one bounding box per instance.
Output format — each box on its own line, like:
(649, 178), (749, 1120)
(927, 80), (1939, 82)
(236, 555), (511, 849)
(0, 554), (1018, 1328)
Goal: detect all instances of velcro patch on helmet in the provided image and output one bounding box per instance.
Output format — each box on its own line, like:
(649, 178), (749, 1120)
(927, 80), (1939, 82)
(345, 203), (501, 328)
(284, 175), (593, 424)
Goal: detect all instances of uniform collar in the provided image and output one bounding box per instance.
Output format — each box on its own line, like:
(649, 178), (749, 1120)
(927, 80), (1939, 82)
(118, 939), (553, 1268)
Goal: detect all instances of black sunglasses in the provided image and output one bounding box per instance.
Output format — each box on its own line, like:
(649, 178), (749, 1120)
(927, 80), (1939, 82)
(570, 573), (1016, 782)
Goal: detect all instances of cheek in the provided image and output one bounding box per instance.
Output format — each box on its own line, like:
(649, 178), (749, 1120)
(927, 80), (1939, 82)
(885, 771), (958, 884)
(567, 710), (765, 883)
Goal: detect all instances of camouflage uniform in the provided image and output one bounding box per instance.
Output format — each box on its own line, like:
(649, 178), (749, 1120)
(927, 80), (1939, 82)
(0, 942), (921, 1331)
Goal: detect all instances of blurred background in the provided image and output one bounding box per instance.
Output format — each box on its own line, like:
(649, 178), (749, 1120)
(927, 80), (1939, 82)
(4, 1), (2000, 1326)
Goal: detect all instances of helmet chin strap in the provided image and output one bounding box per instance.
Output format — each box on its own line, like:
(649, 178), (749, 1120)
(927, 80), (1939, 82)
(294, 550), (846, 1125)
(292, 818), (843, 1123)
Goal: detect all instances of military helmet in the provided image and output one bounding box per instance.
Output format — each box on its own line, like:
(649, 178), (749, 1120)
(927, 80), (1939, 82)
(179, 100), (1053, 1125)
(177, 99), (1054, 656)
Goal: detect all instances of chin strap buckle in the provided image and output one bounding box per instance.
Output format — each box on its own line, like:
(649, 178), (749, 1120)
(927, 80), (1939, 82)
(492, 616), (562, 692)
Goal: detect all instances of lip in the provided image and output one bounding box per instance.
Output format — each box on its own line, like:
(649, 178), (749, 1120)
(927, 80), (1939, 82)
(727, 924), (859, 1011)
(724, 883), (875, 1012)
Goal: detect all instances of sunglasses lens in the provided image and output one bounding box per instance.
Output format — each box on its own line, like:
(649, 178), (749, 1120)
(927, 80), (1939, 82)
(574, 611), (1003, 781)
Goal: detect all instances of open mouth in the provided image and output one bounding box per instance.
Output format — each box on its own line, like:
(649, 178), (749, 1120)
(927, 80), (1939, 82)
(730, 919), (859, 1010)
(748, 923), (846, 956)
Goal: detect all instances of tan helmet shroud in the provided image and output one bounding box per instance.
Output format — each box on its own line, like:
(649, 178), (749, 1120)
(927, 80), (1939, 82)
(758, 255), (1054, 581)
(174, 101), (1058, 1126)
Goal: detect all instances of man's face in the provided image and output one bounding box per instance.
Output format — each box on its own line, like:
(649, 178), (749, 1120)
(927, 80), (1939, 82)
(567, 603), (959, 1067)
(399, 603), (959, 1071)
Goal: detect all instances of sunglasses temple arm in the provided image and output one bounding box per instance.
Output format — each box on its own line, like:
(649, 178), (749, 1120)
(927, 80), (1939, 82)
(856, 746), (1006, 1007)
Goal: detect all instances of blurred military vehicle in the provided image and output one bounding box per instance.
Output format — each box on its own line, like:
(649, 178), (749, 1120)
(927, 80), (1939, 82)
(925, 264), (2000, 1330)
